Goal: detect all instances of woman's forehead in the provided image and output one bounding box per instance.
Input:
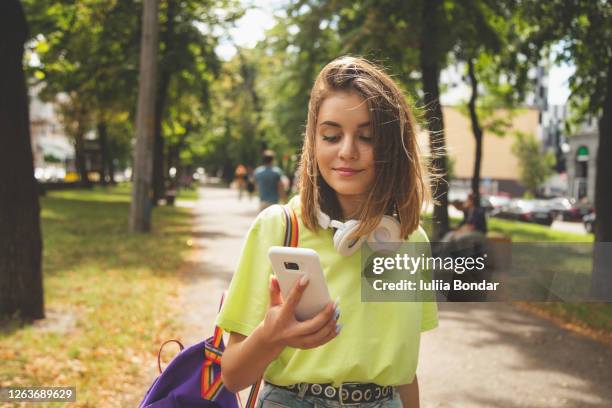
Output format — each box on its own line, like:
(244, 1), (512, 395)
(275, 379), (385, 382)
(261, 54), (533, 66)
(317, 91), (370, 126)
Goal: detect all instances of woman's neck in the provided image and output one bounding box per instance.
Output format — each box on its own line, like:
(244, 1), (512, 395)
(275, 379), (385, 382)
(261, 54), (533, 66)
(336, 193), (366, 220)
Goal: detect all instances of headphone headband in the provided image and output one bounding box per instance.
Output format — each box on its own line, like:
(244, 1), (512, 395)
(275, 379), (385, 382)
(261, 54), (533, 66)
(317, 209), (401, 256)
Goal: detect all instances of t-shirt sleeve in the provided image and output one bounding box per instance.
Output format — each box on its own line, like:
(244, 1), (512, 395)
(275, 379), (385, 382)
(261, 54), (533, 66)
(420, 300), (439, 332)
(215, 205), (286, 336)
(274, 168), (283, 183)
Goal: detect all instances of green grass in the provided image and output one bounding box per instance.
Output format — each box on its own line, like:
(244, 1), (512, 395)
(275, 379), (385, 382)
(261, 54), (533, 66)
(486, 217), (593, 243)
(175, 186), (199, 201)
(421, 214), (593, 243)
(0, 184), (194, 407)
(534, 303), (612, 334)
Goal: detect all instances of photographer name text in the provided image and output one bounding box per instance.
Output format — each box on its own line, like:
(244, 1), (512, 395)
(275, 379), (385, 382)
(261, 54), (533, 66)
(372, 279), (500, 291)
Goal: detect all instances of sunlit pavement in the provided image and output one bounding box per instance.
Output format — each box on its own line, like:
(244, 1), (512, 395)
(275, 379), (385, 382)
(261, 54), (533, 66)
(182, 185), (610, 407)
(178, 184), (260, 403)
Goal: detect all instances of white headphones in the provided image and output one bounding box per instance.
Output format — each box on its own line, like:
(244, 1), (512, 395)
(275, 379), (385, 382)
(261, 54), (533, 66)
(317, 210), (402, 256)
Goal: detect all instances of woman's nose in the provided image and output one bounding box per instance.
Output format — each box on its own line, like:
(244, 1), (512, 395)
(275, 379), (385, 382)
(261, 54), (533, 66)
(338, 135), (358, 160)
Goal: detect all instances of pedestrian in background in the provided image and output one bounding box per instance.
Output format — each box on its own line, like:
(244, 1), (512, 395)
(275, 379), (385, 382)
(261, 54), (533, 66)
(254, 150), (286, 211)
(246, 165), (256, 200)
(234, 164), (248, 200)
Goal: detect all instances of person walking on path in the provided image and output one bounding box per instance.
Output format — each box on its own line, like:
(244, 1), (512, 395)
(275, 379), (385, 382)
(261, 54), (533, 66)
(253, 150), (286, 211)
(246, 165), (256, 200)
(216, 56), (437, 408)
(234, 164), (248, 200)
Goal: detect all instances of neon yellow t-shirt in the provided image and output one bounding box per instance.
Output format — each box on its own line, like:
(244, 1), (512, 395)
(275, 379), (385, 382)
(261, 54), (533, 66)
(215, 196), (438, 387)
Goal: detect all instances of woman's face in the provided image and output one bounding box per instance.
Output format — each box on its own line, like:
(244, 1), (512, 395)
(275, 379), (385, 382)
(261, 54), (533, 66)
(315, 91), (375, 201)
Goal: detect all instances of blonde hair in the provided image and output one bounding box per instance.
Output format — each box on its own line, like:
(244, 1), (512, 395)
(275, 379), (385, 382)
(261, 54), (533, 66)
(299, 55), (429, 239)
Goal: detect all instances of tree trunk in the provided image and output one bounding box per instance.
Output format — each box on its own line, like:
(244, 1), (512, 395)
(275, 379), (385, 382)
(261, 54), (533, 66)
(108, 153), (116, 184)
(420, 0), (449, 240)
(0, 0), (44, 320)
(74, 126), (91, 187)
(97, 121), (110, 185)
(591, 55), (612, 300)
(467, 58), (483, 207)
(152, 70), (169, 205)
(129, 0), (160, 232)
(152, 0), (177, 205)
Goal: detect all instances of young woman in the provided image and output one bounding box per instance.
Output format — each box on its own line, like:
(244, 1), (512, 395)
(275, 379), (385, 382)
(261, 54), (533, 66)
(217, 56), (438, 408)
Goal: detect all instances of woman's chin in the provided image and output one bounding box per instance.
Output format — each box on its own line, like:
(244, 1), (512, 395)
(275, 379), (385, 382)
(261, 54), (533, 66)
(330, 184), (369, 197)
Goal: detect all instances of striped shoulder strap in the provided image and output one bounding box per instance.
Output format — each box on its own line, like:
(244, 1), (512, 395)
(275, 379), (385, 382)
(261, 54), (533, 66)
(242, 204), (298, 408)
(281, 204), (299, 248)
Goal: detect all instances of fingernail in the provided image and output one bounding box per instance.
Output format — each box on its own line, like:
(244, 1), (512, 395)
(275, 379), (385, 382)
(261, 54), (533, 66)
(334, 308), (340, 321)
(299, 275), (309, 286)
(333, 296), (340, 309)
(335, 323), (343, 334)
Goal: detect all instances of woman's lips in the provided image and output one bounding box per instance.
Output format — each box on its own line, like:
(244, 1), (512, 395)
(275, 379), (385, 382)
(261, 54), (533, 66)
(333, 168), (363, 177)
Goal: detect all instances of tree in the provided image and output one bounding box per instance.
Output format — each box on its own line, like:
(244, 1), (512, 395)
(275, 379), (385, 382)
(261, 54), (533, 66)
(511, 131), (555, 196)
(194, 48), (269, 180)
(419, 0), (451, 240)
(55, 92), (94, 187)
(514, 0), (611, 298)
(0, 0), (44, 320)
(150, 0), (235, 203)
(129, 0), (160, 232)
(23, 0), (142, 186)
(447, 0), (510, 207)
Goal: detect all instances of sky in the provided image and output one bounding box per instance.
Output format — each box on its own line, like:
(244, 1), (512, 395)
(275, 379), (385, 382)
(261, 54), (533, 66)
(216, 2), (573, 107)
(214, 0), (284, 60)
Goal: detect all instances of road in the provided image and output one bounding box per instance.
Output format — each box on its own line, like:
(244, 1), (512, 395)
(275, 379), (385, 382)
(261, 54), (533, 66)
(179, 186), (610, 407)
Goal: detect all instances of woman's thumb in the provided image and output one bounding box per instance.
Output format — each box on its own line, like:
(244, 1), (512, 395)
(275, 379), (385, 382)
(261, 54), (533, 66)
(269, 275), (283, 306)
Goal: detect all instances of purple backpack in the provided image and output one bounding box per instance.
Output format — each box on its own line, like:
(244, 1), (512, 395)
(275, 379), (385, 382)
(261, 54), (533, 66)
(139, 304), (261, 408)
(139, 205), (298, 408)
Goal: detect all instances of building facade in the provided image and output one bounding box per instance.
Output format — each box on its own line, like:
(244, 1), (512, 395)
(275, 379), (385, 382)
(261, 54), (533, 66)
(566, 128), (598, 203)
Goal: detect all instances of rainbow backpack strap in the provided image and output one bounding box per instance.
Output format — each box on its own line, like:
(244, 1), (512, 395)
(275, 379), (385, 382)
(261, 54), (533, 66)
(281, 204), (299, 248)
(244, 205), (298, 407)
(202, 205), (298, 408)
(201, 294), (227, 401)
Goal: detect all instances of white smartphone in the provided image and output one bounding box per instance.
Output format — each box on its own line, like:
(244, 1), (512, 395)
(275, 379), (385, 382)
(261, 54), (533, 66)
(268, 246), (331, 321)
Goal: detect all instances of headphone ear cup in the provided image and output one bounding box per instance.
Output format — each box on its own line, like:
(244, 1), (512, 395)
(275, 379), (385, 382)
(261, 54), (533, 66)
(367, 216), (402, 253)
(333, 220), (366, 257)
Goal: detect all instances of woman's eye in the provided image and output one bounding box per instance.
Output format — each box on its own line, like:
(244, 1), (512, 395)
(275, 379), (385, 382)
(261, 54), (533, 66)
(359, 134), (372, 142)
(322, 134), (340, 142)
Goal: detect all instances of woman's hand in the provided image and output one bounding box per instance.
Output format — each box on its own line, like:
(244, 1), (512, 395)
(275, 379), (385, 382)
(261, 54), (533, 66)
(221, 278), (340, 392)
(261, 275), (340, 352)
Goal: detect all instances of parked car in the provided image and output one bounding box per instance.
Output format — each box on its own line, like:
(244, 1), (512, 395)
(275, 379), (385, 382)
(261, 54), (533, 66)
(484, 195), (512, 215)
(583, 212), (596, 233)
(545, 197), (593, 222)
(448, 191), (499, 214)
(494, 199), (554, 226)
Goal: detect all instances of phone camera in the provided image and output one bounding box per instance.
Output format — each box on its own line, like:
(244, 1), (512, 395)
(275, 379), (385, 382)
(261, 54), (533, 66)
(284, 262), (300, 270)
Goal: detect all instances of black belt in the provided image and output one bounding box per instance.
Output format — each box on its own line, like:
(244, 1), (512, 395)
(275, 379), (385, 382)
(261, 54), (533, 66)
(268, 382), (394, 404)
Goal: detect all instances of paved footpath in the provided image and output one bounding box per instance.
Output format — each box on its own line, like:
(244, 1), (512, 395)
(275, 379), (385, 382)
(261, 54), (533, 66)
(180, 186), (612, 408)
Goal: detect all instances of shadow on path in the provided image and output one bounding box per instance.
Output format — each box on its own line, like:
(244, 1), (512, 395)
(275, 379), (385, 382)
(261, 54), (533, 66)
(420, 302), (612, 407)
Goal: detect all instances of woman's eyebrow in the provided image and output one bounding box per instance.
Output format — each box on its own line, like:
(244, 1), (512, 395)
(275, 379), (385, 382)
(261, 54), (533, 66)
(319, 120), (341, 128)
(319, 120), (371, 128)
